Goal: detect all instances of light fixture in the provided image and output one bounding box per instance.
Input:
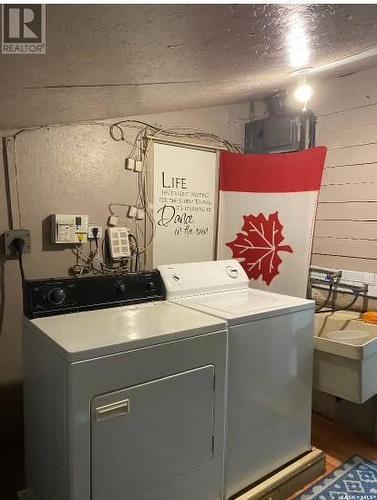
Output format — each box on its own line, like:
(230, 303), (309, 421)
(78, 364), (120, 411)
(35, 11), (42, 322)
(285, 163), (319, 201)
(292, 69), (313, 111)
(295, 82), (313, 104)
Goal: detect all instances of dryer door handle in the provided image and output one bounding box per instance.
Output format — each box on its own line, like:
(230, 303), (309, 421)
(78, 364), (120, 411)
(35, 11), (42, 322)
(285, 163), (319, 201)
(95, 398), (130, 422)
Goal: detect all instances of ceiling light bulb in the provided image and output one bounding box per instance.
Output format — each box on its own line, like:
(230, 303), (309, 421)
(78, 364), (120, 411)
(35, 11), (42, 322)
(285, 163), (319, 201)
(294, 82), (313, 103)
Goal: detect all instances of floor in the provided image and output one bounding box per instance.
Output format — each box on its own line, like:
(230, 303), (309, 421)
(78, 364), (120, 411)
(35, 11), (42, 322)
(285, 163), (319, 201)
(291, 413), (377, 498)
(312, 412), (377, 470)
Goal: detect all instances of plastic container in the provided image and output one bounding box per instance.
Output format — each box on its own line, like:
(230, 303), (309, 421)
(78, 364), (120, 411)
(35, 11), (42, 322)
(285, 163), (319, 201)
(362, 311), (377, 325)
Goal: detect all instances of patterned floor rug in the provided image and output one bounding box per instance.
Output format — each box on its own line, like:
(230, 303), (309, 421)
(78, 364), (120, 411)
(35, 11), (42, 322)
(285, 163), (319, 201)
(297, 455), (377, 499)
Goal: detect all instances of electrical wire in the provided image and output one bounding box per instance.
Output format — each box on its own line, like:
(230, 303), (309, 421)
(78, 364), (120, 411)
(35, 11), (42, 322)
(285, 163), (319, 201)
(72, 244), (131, 276)
(315, 282), (334, 312)
(332, 291), (361, 312)
(12, 238), (26, 282)
(10, 118), (239, 278)
(17, 249), (25, 282)
(109, 203), (131, 215)
(314, 281), (363, 314)
(10, 121), (115, 230)
(129, 233), (139, 272)
(108, 118), (240, 271)
(72, 244), (103, 275)
(13, 144), (23, 228)
(110, 120), (241, 155)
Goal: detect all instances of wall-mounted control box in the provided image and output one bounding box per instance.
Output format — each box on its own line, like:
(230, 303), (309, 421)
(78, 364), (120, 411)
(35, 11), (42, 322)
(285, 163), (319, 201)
(51, 214), (89, 244)
(107, 226), (131, 259)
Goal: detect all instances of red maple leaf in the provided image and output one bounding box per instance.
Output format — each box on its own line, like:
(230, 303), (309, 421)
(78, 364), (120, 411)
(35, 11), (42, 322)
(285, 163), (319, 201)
(226, 212), (293, 285)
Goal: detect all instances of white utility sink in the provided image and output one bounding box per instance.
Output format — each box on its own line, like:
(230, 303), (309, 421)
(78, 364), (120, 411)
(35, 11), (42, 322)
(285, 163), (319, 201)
(323, 329), (373, 345)
(314, 311), (377, 403)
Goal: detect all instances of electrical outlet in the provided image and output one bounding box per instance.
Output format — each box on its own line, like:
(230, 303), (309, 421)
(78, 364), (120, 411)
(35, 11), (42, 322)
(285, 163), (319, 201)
(88, 225), (103, 239)
(4, 229), (31, 256)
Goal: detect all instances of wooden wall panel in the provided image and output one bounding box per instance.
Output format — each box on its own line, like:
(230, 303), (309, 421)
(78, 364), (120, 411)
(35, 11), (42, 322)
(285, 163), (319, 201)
(317, 123), (377, 149)
(314, 220), (377, 239)
(311, 66), (377, 272)
(317, 104), (377, 135)
(312, 253), (377, 273)
(311, 67), (377, 115)
(322, 164), (377, 185)
(316, 202), (377, 221)
(313, 238), (377, 259)
(326, 143), (377, 167)
(319, 183), (377, 202)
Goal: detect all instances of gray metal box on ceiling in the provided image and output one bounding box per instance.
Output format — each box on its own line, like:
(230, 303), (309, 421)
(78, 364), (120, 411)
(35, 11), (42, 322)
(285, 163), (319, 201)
(244, 115), (301, 154)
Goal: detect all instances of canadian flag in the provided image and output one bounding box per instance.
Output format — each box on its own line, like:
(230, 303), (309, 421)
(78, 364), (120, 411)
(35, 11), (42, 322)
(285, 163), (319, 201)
(217, 147), (327, 297)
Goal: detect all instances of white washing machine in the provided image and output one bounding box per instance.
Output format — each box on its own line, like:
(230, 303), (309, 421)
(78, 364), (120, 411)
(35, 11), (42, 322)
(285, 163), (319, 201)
(158, 260), (315, 499)
(22, 271), (227, 500)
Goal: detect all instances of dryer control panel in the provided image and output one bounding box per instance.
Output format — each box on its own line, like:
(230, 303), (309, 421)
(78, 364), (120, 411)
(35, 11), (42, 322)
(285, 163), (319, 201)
(23, 271), (166, 318)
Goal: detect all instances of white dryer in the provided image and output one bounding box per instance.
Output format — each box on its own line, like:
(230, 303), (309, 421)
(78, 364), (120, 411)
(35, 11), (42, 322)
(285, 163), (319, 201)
(22, 271), (227, 500)
(158, 260), (315, 499)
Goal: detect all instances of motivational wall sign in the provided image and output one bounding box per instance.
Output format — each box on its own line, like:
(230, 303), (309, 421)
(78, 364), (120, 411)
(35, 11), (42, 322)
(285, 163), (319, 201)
(153, 143), (217, 266)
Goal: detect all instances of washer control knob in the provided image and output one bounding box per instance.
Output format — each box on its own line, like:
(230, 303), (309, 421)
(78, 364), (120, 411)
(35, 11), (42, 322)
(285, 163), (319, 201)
(47, 287), (65, 306)
(226, 266), (239, 279)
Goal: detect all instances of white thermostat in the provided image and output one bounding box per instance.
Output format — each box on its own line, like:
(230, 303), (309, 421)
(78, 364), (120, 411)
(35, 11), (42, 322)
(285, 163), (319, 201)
(51, 214), (89, 244)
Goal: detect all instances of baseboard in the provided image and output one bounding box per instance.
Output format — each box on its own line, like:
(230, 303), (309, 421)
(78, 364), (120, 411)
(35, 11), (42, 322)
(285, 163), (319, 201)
(18, 448), (325, 500)
(234, 447), (326, 500)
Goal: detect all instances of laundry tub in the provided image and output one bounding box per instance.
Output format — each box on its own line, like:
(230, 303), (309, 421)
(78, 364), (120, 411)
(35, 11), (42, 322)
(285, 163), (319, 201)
(314, 311), (377, 403)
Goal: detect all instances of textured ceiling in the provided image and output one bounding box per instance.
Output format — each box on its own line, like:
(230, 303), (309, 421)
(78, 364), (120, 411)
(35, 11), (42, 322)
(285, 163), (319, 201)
(1, 4), (377, 129)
